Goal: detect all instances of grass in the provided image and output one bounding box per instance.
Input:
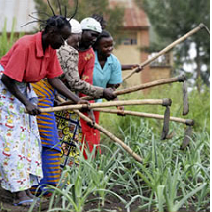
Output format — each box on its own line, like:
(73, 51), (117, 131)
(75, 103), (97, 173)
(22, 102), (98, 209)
(33, 119), (209, 212)
(100, 82), (210, 142)
(0, 18), (24, 58)
(1, 17), (209, 212)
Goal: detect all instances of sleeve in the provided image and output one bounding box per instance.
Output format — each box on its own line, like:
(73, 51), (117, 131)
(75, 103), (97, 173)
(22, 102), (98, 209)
(108, 56), (122, 84)
(3, 43), (27, 82)
(58, 47), (103, 98)
(46, 50), (63, 79)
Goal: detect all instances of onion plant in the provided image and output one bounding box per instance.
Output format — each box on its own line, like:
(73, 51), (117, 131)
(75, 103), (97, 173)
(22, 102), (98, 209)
(42, 145), (126, 212)
(113, 119), (209, 212)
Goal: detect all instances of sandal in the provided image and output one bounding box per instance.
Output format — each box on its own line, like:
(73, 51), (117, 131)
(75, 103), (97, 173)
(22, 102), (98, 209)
(13, 199), (34, 206)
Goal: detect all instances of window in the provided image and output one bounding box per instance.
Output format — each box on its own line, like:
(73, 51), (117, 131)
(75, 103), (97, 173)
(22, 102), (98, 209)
(120, 32), (137, 45)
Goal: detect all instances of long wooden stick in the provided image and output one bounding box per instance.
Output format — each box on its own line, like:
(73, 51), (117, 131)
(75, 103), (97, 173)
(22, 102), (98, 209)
(74, 109), (142, 163)
(35, 99), (172, 113)
(93, 108), (194, 126)
(123, 24), (205, 81)
(114, 75), (184, 96)
(57, 96), (142, 162)
(58, 76), (183, 105)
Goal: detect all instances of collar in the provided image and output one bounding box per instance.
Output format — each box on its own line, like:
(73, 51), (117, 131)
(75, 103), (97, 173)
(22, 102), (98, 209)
(94, 51), (112, 64)
(35, 32), (50, 58)
(64, 44), (78, 52)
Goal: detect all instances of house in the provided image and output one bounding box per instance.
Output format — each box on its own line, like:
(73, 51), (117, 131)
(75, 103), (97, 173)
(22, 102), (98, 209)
(0, 0), (172, 87)
(109, 0), (172, 87)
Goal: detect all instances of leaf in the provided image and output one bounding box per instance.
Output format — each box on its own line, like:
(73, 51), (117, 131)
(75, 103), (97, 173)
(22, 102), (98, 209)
(172, 183), (207, 212)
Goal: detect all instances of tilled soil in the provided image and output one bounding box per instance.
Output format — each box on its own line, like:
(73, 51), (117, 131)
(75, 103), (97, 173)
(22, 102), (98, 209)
(0, 186), (209, 212)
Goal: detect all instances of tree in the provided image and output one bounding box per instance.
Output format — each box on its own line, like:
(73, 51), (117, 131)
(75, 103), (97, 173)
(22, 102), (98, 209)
(135, 0), (210, 91)
(33, 0), (124, 41)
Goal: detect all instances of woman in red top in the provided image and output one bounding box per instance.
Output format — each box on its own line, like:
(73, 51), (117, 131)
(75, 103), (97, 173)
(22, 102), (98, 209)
(0, 15), (89, 206)
(78, 18), (116, 158)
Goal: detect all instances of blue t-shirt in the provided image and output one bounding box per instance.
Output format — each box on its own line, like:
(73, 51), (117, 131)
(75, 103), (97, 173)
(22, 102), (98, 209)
(93, 51), (122, 102)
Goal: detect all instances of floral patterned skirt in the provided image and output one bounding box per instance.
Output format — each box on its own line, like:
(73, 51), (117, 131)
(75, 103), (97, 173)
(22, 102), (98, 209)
(0, 66), (43, 192)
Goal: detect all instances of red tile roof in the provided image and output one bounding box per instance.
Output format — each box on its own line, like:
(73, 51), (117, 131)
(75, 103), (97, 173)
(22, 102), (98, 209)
(109, 0), (150, 28)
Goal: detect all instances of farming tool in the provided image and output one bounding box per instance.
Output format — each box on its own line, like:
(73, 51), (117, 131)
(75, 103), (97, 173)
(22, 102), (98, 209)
(74, 109), (142, 163)
(122, 23), (208, 81)
(54, 96), (172, 139)
(93, 108), (194, 148)
(55, 96), (143, 163)
(35, 99), (172, 113)
(58, 75), (189, 116)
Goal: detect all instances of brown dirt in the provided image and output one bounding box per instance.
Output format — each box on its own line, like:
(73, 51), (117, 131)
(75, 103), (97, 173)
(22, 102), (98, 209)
(0, 186), (209, 212)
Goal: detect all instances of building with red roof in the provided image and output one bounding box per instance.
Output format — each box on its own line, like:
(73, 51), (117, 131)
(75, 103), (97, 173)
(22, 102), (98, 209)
(109, 0), (171, 87)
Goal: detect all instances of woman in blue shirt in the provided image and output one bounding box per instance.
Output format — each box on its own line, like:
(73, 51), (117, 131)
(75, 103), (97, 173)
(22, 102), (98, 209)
(85, 30), (123, 156)
(93, 30), (123, 100)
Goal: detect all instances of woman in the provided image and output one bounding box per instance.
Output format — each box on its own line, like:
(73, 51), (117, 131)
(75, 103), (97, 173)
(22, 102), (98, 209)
(56, 18), (117, 165)
(0, 15), (89, 205)
(91, 30), (123, 155)
(30, 17), (94, 196)
(78, 18), (118, 158)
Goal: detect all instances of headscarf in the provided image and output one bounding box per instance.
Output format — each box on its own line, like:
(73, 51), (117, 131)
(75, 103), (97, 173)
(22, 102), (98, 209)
(80, 17), (102, 33)
(68, 18), (82, 33)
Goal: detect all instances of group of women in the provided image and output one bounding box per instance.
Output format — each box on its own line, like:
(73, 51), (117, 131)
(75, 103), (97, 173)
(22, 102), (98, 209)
(0, 9), (137, 207)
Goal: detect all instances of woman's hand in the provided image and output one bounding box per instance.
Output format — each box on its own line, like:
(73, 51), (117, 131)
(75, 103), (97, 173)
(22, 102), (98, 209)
(1, 74), (41, 115)
(121, 64), (143, 72)
(25, 102), (41, 115)
(78, 99), (91, 113)
(103, 87), (117, 100)
(77, 100), (95, 127)
(135, 66), (143, 73)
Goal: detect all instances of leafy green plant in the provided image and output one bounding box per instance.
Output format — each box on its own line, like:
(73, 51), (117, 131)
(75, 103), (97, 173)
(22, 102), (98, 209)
(42, 145), (126, 212)
(0, 18), (24, 58)
(164, 169), (206, 212)
(115, 118), (209, 212)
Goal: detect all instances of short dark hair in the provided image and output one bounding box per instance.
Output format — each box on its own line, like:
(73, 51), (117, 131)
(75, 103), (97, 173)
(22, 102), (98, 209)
(91, 14), (107, 29)
(93, 30), (112, 50)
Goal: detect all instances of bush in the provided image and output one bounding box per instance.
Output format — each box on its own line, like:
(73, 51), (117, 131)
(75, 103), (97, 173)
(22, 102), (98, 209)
(0, 18), (24, 58)
(100, 82), (210, 141)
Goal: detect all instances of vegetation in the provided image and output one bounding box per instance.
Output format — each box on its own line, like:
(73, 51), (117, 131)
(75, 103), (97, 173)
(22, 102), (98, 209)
(31, 115), (209, 212)
(135, 0), (210, 91)
(0, 18), (23, 58)
(28, 83), (209, 212)
(33, 0), (124, 40)
(1, 8), (209, 212)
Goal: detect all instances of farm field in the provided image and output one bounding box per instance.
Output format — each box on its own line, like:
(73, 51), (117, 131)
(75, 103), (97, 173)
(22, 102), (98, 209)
(0, 1), (210, 210)
(1, 85), (209, 212)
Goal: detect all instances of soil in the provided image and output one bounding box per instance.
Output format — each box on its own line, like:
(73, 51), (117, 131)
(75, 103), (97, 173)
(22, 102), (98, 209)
(0, 186), (210, 212)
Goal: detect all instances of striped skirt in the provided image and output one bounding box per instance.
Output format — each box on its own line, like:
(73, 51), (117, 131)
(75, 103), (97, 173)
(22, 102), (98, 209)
(32, 79), (61, 152)
(30, 147), (61, 196)
(31, 79), (61, 195)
